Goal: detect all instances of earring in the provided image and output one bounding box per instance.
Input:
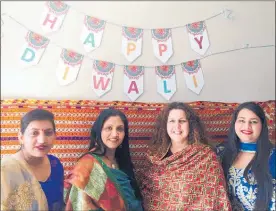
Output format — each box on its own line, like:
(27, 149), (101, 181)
(119, 144), (122, 148)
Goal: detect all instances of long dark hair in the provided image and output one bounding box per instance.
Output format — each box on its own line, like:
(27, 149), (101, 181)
(85, 108), (142, 200)
(221, 102), (273, 211)
(149, 102), (209, 156)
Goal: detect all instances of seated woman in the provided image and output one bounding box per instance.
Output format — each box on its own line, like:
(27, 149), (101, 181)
(217, 102), (275, 211)
(136, 102), (231, 211)
(64, 108), (143, 211)
(1, 108), (64, 211)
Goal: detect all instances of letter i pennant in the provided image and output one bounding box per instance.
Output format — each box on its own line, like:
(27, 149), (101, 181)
(121, 27), (143, 63)
(152, 28), (173, 64)
(20, 31), (49, 68)
(181, 60), (204, 94)
(92, 60), (115, 97)
(56, 49), (84, 86)
(81, 15), (106, 53)
(124, 65), (144, 101)
(186, 21), (210, 55)
(40, 1), (69, 33)
(155, 65), (176, 100)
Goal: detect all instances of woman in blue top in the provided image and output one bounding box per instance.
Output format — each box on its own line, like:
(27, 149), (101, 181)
(217, 102), (275, 211)
(1, 108), (64, 211)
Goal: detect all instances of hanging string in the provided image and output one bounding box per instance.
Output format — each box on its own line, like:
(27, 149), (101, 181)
(67, 4), (225, 30)
(1, 13), (275, 69)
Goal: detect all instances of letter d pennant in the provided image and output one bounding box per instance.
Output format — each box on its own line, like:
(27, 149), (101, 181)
(20, 31), (49, 68)
(92, 60), (115, 97)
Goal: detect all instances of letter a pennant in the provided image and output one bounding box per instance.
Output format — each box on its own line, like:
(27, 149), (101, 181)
(40, 1), (69, 33)
(92, 60), (115, 97)
(81, 15), (106, 53)
(124, 65), (144, 101)
(186, 21), (210, 55)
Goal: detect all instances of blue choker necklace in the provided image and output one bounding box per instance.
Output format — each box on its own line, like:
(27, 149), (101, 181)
(239, 142), (257, 153)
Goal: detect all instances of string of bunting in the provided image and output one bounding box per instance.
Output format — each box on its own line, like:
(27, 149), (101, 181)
(1, 1), (275, 102)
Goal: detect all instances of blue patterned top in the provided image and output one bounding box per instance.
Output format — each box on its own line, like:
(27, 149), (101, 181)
(39, 154), (64, 211)
(110, 168), (143, 211)
(217, 146), (276, 211)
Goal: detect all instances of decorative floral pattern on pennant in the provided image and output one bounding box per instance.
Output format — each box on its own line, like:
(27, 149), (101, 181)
(186, 21), (210, 56)
(46, 1), (69, 15)
(182, 60), (201, 74)
(93, 60), (115, 75)
(122, 27), (143, 41)
(61, 49), (84, 66)
(151, 28), (173, 64)
(40, 1), (69, 33)
(181, 60), (204, 95)
(124, 66), (144, 101)
(155, 65), (177, 101)
(20, 31), (49, 68)
(56, 49), (84, 86)
(25, 31), (49, 50)
(155, 65), (175, 78)
(84, 16), (106, 32)
(186, 21), (206, 35)
(121, 27), (143, 63)
(152, 28), (171, 42)
(124, 65), (144, 79)
(92, 60), (115, 97)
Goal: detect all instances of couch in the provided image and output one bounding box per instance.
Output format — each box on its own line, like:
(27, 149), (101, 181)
(1, 99), (275, 175)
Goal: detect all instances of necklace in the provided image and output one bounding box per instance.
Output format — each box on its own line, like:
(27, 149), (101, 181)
(104, 156), (118, 169)
(239, 142), (257, 153)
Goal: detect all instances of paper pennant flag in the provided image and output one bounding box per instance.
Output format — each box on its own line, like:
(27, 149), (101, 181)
(81, 15), (106, 53)
(20, 31), (50, 68)
(92, 60), (115, 97)
(121, 27), (143, 63)
(181, 60), (204, 94)
(155, 65), (176, 100)
(186, 21), (210, 56)
(152, 28), (173, 63)
(56, 49), (84, 86)
(40, 1), (69, 33)
(124, 65), (144, 101)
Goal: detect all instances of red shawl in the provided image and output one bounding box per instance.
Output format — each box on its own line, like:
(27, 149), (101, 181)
(136, 143), (232, 211)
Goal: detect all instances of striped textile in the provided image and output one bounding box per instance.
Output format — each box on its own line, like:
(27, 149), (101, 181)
(1, 99), (275, 175)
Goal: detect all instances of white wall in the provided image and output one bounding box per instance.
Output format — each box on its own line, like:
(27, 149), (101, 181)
(1, 1), (275, 103)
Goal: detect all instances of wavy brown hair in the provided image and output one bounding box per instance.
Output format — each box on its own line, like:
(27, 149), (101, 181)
(149, 102), (209, 156)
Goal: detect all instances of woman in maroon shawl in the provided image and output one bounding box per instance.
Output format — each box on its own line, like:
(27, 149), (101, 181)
(136, 102), (232, 211)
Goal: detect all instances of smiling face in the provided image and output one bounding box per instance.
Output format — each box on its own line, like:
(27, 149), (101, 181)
(235, 108), (262, 143)
(19, 120), (55, 158)
(167, 109), (189, 145)
(101, 116), (125, 150)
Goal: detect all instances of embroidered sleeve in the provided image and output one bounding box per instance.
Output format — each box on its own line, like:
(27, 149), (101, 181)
(1, 164), (35, 211)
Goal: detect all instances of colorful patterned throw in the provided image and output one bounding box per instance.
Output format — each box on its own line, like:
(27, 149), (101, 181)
(1, 99), (274, 175)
